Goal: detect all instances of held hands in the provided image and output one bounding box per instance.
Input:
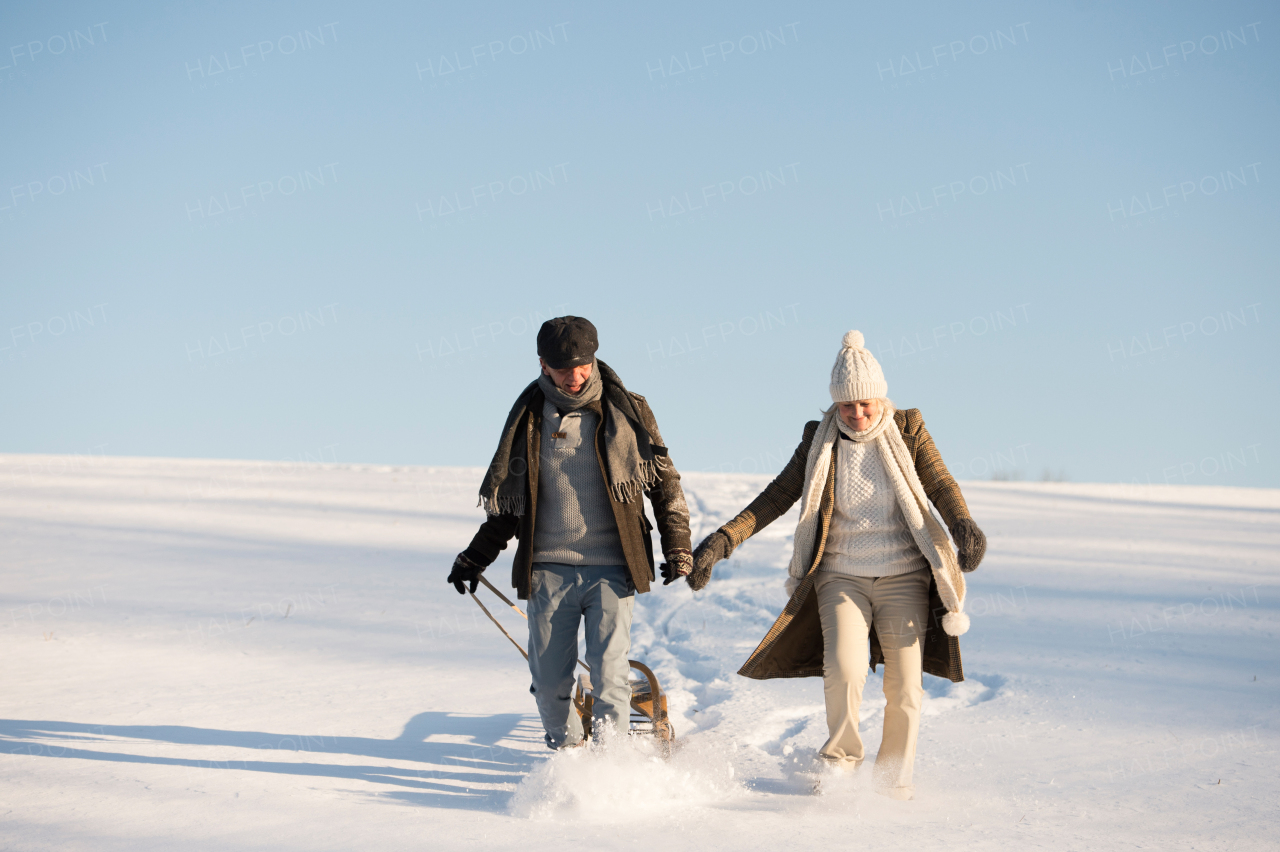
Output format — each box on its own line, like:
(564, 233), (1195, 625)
(687, 529), (732, 591)
(447, 551), (485, 594)
(950, 517), (987, 573)
(659, 548), (693, 585)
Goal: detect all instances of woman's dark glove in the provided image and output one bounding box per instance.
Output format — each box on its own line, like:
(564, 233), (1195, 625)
(659, 548), (694, 585)
(687, 530), (732, 591)
(447, 551), (485, 594)
(950, 518), (987, 573)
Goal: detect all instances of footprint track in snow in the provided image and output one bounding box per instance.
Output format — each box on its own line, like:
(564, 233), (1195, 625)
(756, 710), (824, 756)
(922, 673), (1006, 715)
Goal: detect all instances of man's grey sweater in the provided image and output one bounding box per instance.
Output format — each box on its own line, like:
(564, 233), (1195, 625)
(532, 400), (627, 566)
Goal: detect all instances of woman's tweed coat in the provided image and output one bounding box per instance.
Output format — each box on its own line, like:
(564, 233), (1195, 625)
(729, 408), (971, 683)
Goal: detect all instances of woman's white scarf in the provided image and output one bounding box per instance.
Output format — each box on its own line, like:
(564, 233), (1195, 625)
(785, 406), (970, 636)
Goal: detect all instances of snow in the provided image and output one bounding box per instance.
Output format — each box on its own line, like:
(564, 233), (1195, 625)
(2, 455), (1277, 850)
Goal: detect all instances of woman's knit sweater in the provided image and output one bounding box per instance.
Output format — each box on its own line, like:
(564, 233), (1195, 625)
(819, 434), (928, 578)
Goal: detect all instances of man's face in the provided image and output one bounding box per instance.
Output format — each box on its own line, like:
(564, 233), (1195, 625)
(540, 359), (593, 395)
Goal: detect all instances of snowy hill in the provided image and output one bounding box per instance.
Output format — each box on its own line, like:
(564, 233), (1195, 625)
(2, 455), (1276, 851)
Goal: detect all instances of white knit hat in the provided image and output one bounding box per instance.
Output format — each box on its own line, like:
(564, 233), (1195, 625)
(829, 330), (887, 403)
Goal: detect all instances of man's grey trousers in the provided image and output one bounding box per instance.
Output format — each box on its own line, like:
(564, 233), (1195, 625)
(526, 562), (635, 749)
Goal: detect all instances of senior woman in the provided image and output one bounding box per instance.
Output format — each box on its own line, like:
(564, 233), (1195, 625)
(688, 330), (986, 800)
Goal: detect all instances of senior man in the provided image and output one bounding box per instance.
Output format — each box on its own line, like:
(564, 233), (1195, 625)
(447, 316), (692, 749)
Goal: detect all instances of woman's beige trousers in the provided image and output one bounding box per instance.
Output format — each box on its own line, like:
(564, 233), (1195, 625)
(814, 568), (930, 800)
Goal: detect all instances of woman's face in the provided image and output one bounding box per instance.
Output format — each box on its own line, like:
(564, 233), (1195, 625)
(838, 399), (881, 432)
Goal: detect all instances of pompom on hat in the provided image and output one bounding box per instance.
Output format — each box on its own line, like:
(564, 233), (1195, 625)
(829, 329), (888, 403)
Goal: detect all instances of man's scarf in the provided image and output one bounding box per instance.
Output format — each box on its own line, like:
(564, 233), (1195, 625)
(785, 405), (970, 636)
(477, 359), (665, 516)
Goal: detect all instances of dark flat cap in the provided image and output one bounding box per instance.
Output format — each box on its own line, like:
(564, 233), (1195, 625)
(537, 316), (598, 369)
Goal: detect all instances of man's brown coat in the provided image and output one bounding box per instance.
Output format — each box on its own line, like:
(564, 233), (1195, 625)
(465, 387), (691, 600)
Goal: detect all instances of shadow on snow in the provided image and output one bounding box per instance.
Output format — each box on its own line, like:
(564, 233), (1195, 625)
(0, 712), (543, 812)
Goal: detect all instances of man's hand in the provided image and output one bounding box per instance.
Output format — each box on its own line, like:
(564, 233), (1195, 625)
(659, 548), (693, 585)
(447, 551), (485, 594)
(687, 530), (732, 591)
(950, 517), (987, 573)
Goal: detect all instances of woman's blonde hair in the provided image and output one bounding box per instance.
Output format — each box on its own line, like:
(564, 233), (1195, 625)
(823, 397), (895, 417)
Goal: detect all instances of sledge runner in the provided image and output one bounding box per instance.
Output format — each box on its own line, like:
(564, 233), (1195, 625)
(448, 316), (692, 749)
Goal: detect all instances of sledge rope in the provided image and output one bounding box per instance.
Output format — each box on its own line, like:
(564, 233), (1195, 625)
(478, 576), (528, 620)
(468, 589), (528, 660)
(470, 575), (590, 673)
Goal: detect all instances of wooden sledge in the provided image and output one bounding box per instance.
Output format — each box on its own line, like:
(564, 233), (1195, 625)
(468, 575), (675, 751)
(572, 659), (674, 752)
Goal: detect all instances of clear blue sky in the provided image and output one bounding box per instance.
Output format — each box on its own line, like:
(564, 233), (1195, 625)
(2, 1), (1276, 488)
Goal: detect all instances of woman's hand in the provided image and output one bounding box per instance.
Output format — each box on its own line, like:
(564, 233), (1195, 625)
(950, 518), (987, 573)
(687, 530), (732, 591)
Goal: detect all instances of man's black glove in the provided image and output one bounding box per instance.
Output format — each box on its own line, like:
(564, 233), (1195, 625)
(447, 551), (485, 594)
(950, 518), (987, 573)
(659, 548), (693, 585)
(687, 530), (732, 591)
